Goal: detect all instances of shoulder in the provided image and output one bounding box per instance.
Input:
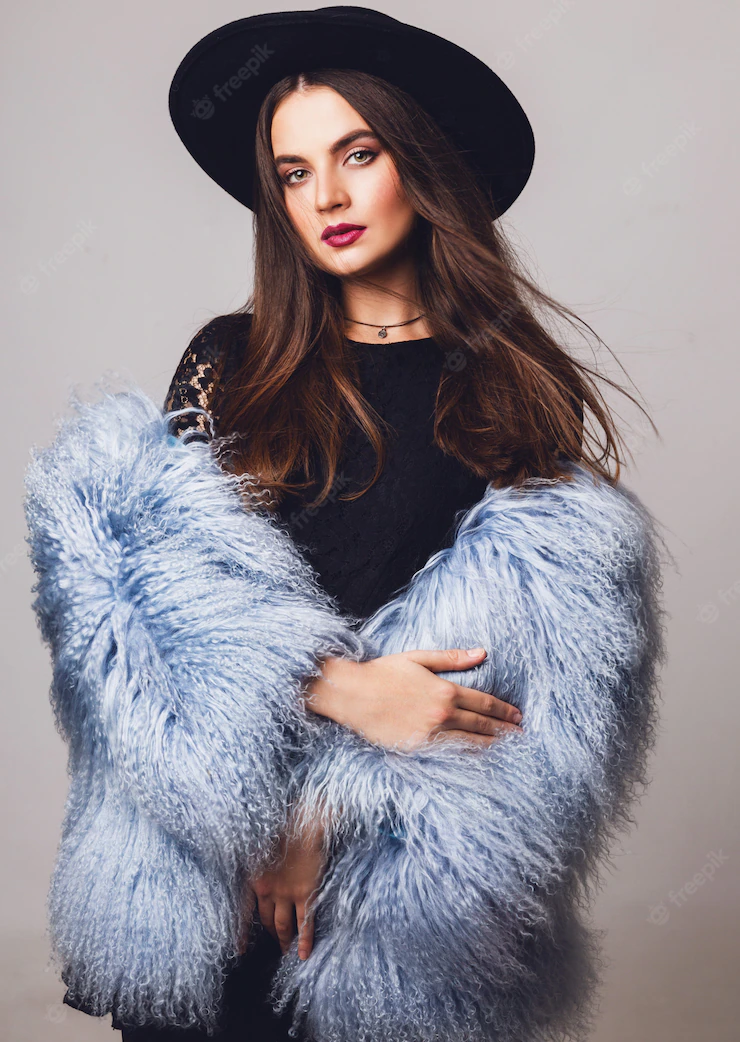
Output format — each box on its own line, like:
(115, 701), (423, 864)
(474, 464), (657, 579)
(164, 313), (253, 438)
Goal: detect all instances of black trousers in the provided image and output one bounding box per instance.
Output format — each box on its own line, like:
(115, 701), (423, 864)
(117, 926), (299, 1041)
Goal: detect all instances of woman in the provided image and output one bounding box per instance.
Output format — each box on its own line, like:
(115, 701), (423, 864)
(24, 9), (663, 1042)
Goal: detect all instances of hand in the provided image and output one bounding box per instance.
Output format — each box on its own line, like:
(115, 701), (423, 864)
(246, 812), (327, 961)
(303, 647), (524, 750)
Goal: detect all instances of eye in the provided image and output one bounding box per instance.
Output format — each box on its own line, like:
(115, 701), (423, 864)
(283, 167), (309, 186)
(281, 147), (379, 187)
(346, 147), (378, 166)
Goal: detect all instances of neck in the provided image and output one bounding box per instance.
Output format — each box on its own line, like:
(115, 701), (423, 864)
(340, 250), (431, 343)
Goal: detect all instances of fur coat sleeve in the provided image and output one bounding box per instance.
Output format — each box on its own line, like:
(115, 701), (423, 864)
(23, 386), (665, 1042)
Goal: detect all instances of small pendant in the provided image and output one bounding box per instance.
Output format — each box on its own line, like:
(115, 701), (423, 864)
(378, 327), (388, 338)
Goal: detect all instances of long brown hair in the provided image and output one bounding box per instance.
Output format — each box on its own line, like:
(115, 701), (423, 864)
(212, 67), (654, 509)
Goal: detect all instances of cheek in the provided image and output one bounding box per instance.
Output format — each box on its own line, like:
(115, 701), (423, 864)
(364, 168), (414, 228)
(285, 197), (320, 246)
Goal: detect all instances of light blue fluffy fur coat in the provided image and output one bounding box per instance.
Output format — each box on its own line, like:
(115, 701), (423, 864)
(23, 386), (665, 1042)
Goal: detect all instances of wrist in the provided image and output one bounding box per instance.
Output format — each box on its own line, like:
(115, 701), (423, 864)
(303, 655), (360, 726)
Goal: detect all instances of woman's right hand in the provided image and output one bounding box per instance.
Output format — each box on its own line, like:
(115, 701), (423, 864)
(303, 648), (523, 751)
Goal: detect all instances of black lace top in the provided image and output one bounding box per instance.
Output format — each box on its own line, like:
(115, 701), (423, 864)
(164, 316), (490, 620)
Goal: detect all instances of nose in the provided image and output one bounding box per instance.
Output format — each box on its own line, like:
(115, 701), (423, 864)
(313, 164), (350, 214)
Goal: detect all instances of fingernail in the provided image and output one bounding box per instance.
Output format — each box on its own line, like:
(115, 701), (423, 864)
(513, 710), (522, 722)
(467, 647), (486, 657)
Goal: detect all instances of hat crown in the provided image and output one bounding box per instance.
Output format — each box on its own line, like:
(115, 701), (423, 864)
(314, 7), (407, 30)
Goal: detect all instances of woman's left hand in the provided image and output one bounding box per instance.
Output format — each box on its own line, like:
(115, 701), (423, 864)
(246, 813), (328, 960)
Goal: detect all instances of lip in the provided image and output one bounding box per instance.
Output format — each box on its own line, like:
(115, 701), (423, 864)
(321, 223), (366, 247)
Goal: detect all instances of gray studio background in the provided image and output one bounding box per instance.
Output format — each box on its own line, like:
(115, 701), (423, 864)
(2, 2), (737, 1039)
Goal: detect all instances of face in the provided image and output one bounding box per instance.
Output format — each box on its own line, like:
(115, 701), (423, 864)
(271, 86), (418, 278)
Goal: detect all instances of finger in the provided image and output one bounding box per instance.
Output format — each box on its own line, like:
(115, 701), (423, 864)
(449, 707), (523, 737)
(403, 647), (487, 673)
(453, 685), (523, 724)
(273, 900), (296, 954)
(296, 900), (315, 960)
(257, 896), (277, 944)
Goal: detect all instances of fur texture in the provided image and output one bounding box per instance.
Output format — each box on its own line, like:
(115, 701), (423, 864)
(272, 464), (665, 1042)
(24, 387), (665, 1041)
(23, 389), (372, 1030)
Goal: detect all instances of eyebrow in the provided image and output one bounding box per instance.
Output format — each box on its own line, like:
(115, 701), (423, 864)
(273, 128), (380, 166)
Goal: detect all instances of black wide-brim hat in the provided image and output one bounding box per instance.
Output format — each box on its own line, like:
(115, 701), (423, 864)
(169, 6), (535, 217)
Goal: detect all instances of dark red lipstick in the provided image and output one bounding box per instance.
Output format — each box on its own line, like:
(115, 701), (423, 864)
(321, 223), (366, 247)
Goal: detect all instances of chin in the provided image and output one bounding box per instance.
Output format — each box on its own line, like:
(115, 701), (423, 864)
(314, 250), (376, 279)
(333, 248), (402, 279)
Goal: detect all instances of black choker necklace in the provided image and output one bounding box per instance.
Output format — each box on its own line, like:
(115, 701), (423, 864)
(344, 313), (426, 339)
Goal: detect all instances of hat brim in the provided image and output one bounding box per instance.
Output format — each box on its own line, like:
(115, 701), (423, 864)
(169, 7), (535, 216)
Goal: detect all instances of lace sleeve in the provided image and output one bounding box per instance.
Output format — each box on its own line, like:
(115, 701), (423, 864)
(164, 321), (230, 441)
